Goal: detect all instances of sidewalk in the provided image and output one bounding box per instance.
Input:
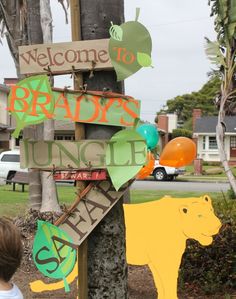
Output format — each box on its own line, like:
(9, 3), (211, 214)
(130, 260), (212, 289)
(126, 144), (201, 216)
(177, 175), (228, 183)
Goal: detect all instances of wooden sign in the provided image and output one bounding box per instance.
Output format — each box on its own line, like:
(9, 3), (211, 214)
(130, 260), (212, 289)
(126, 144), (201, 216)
(53, 170), (106, 181)
(8, 77), (141, 136)
(55, 180), (133, 245)
(19, 39), (112, 75)
(20, 140), (108, 170)
(20, 139), (146, 170)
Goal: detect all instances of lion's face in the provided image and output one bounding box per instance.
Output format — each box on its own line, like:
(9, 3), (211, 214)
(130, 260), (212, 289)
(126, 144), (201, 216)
(179, 195), (222, 246)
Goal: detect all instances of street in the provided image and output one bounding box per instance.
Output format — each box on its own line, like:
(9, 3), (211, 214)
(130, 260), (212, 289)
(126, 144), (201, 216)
(0, 177), (231, 193)
(131, 180), (230, 193)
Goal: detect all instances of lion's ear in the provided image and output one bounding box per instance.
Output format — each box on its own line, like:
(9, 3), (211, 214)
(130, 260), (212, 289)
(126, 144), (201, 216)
(179, 206), (188, 215)
(203, 195), (211, 203)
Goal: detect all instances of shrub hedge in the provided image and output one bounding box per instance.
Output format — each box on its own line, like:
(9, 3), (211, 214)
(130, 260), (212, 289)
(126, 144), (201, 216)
(179, 197), (236, 295)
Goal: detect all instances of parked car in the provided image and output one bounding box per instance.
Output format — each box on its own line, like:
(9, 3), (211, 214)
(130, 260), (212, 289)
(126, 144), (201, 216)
(152, 156), (185, 181)
(0, 150), (27, 181)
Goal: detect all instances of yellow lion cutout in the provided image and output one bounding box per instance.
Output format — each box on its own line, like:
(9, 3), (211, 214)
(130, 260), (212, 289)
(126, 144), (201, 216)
(124, 195), (222, 299)
(30, 195), (221, 299)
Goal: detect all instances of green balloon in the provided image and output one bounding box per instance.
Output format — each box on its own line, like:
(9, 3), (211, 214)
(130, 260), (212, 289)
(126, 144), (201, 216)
(33, 220), (77, 292)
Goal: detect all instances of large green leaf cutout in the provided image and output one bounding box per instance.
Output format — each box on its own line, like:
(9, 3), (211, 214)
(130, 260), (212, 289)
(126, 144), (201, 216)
(108, 8), (153, 81)
(106, 129), (147, 190)
(8, 75), (54, 138)
(32, 220), (77, 292)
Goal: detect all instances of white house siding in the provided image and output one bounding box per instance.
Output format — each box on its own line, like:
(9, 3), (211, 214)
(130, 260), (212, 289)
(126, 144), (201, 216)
(167, 114), (178, 133)
(197, 134), (231, 162)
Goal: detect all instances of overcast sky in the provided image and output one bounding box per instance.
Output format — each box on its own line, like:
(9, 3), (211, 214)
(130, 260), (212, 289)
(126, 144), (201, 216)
(0, 0), (216, 123)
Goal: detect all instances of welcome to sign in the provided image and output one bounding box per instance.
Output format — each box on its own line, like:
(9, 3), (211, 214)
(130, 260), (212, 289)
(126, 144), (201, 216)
(19, 39), (112, 75)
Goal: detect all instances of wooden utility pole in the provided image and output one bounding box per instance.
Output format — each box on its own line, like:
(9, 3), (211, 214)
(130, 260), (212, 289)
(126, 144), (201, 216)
(70, 0), (88, 298)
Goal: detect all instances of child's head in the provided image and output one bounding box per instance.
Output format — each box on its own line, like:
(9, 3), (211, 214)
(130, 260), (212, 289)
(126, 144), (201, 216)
(0, 218), (23, 282)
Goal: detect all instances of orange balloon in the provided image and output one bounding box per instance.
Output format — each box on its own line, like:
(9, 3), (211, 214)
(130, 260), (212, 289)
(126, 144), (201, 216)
(137, 151), (155, 179)
(159, 137), (196, 167)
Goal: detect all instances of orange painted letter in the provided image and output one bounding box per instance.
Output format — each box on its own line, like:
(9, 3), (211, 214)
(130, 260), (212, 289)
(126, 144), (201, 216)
(54, 94), (73, 119)
(7, 86), (30, 112)
(30, 90), (53, 118)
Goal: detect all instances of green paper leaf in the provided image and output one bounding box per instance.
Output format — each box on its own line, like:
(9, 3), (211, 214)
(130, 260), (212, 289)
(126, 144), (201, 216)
(8, 75), (54, 138)
(108, 11), (153, 81)
(109, 22), (123, 41)
(32, 221), (77, 292)
(106, 129), (147, 190)
(137, 52), (153, 67)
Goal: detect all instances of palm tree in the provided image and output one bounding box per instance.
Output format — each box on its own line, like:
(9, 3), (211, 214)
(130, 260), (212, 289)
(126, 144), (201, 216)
(206, 0), (236, 194)
(0, 0), (66, 211)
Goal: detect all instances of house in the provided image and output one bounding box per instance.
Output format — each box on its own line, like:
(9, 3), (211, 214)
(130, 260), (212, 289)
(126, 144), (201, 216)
(193, 109), (236, 163)
(155, 113), (178, 149)
(0, 78), (76, 151)
(0, 83), (13, 151)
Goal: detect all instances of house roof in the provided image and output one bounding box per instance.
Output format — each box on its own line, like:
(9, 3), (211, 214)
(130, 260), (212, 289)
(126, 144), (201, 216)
(194, 116), (236, 133)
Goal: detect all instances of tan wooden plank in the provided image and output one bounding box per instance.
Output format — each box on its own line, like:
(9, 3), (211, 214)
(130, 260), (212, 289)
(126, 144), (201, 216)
(19, 39), (112, 75)
(56, 180), (133, 246)
(20, 140), (108, 169)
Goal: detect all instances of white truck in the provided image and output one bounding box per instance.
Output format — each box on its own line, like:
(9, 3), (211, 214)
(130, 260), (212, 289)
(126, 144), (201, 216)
(152, 158), (185, 181)
(0, 150), (27, 181)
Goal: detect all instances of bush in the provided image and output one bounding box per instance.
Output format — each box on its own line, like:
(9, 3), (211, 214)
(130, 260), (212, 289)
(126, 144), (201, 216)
(204, 167), (223, 175)
(202, 161), (221, 167)
(227, 187), (236, 200)
(179, 196), (236, 295)
(172, 128), (193, 139)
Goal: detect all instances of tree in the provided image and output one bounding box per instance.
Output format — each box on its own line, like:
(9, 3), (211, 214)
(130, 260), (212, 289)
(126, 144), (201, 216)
(206, 0), (236, 194)
(39, 0), (60, 212)
(79, 0), (128, 297)
(0, 0), (44, 210)
(0, 0), (63, 212)
(172, 128), (192, 139)
(158, 76), (220, 126)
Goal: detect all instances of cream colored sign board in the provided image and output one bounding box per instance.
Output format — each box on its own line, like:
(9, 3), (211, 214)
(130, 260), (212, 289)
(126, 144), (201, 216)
(19, 39), (112, 75)
(58, 180), (132, 245)
(20, 140), (108, 170)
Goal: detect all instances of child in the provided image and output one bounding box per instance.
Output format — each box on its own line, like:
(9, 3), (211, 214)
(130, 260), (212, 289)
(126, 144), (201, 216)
(0, 217), (23, 299)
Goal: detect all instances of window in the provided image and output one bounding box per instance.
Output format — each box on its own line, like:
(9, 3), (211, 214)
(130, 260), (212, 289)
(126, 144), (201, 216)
(230, 136), (236, 147)
(55, 136), (63, 140)
(202, 136), (206, 150)
(55, 135), (75, 141)
(1, 154), (20, 162)
(209, 136), (218, 149)
(15, 135), (23, 147)
(65, 136), (75, 140)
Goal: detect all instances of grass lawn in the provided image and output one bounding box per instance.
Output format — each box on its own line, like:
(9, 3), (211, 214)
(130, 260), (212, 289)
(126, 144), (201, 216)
(0, 183), (230, 217)
(0, 184), (77, 217)
(185, 164), (236, 177)
(130, 189), (223, 204)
